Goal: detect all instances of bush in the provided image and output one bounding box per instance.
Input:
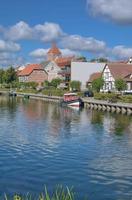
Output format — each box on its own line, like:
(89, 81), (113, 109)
(94, 93), (120, 101)
(94, 92), (132, 103)
(120, 95), (132, 103)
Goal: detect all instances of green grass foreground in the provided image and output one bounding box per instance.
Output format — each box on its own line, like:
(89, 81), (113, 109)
(4, 186), (77, 200)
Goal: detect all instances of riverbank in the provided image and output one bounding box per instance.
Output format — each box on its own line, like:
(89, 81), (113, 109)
(0, 90), (132, 115)
(0, 90), (62, 103)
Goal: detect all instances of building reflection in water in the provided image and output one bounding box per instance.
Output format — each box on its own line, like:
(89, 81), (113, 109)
(0, 96), (131, 140)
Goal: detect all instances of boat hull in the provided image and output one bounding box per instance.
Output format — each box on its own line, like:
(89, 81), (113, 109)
(60, 98), (84, 107)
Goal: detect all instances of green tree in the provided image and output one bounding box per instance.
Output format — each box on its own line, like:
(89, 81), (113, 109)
(50, 78), (62, 88)
(4, 67), (17, 84)
(92, 77), (104, 92)
(76, 56), (87, 62)
(115, 78), (127, 91)
(70, 80), (81, 91)
(0, 69), (5, 84)
(90, 57), (109, 63)
(98, 57), (109, 63)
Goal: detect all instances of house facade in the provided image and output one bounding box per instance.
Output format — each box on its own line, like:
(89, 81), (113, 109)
(102, 63), (132, 92)
(56, 57), (73, 86)
(43, 61), (63, 82)
(18, 64), (48, 86)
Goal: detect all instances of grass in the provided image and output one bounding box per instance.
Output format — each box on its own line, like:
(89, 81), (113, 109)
(4, 186), (76, 200)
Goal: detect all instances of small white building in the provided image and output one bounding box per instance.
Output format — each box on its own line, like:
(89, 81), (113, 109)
(102, 63), (132, 92)
(71, 62), (106, 90)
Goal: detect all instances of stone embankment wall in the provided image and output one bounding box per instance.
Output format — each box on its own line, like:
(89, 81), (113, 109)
(83, 98), (132, 115)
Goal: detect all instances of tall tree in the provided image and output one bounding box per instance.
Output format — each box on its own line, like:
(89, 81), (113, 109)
(115, 78), (127, 91)
(70, 80), (81, 91)
(4, 67), (17, 84)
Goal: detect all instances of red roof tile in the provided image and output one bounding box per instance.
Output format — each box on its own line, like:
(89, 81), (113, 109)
(18, 64), (43, 76)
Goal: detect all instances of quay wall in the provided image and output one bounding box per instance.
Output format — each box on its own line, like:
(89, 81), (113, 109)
(82, 98), (132, 115)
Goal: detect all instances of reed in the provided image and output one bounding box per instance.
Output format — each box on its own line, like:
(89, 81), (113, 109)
(4, 186), (76, 200)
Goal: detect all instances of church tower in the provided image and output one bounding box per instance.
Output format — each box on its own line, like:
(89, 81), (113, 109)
(47, 43), (62, 61)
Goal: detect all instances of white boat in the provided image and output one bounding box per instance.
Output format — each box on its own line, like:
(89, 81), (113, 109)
(60, 93), (84, 107)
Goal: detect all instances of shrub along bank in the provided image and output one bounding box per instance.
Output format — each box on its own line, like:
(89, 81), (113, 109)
(94, 93), (132, 103)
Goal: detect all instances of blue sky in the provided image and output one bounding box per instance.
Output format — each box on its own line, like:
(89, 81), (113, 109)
(0, 0), (132, 67)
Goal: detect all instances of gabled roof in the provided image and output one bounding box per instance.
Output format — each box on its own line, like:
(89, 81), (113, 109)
(18, 64), (43, 76)
(106, 63), (132, 79)
(55, 57), (73, 67)
(88, 72), (102, 82)
(47, 43), (61, 55)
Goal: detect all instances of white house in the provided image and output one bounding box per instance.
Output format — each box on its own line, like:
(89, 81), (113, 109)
(102, 63), (132, 92)
(71, 62), (106, 90)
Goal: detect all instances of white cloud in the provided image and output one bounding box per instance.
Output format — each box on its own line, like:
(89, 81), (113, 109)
(4, 21), (64, 42)
(5, 21), (33, 41)
(60, 49), (79, 56)
(60, 35), (107, 53)
(30, 48), (78, 59)
(34, 22), (64, 42)
(0, 40), (21, 52)
(87, 0), (132, 24)
(30, 48), (49, 58)
(0, 52), (25, 67)
(112, 45), (132, 58)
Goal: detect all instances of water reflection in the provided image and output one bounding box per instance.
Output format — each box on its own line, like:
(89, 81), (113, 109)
(0, 96), (132, 138)
(0, 96), (132, 200)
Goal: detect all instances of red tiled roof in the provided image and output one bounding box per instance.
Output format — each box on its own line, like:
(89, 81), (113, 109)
(88, 72), (102, 83)
(55, 57), (73, 67)
(106, 63), (132, 79)
(18, 64), (43, 76)
(47, 43), (61, 55)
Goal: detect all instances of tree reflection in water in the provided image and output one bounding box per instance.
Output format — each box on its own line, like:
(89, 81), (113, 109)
(90, 110), (132, 136)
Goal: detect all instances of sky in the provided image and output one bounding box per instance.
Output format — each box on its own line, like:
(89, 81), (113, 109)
(0, 0), (132, 67)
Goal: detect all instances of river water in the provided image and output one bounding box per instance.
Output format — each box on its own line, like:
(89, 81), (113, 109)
(0, 96), (132, 199)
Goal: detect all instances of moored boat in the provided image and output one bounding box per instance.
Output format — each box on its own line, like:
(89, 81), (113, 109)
(60, 93), (84, 107)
